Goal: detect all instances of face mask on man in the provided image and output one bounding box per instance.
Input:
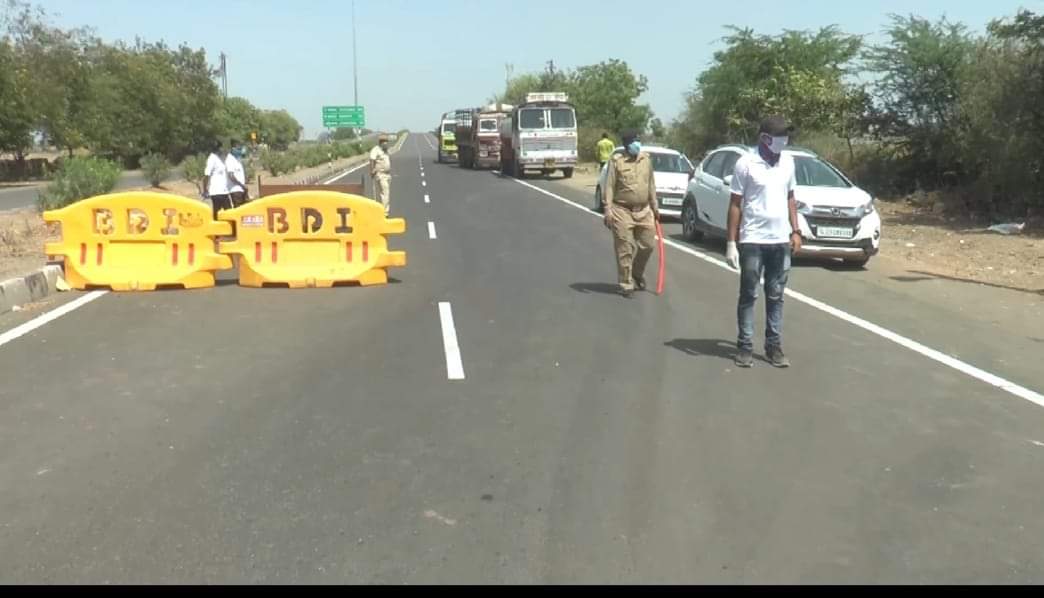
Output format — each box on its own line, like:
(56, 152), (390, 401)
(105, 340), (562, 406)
(626, 141), (641, 157)
(764, 135), (788, 155)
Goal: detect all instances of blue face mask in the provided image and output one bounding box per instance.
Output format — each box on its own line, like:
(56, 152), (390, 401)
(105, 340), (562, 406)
(626, 141), (641, 157)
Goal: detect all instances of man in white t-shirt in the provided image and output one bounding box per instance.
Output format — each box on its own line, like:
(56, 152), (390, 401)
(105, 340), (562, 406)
(725, 116), (802, 369)
(203, 141), (231, 220)
(225, 140), (249, 208)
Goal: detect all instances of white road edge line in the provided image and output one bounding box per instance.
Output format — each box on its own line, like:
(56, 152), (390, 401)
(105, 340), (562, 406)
(502, 174), (1044, 408)
(438, 302), (466, 380)
(0, 291), (108, 348)
(324, 132), (410, 185)
(427, 221), (437, 239)
(424, 193), (430, 204)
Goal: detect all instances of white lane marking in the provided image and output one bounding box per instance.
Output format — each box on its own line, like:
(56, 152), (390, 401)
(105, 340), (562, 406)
(424, 193), (430, 204)
(502, 174), (1044, 408)
(425, 136), (436, 150)
(0, 291), (108, 349)
(422, 180), (427, 187)
(421, 171), (425, 178)
(427, 221), (437, 239)
(438, 302), (465, 380)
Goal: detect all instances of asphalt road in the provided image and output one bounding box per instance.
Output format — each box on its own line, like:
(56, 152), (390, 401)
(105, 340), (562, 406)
(1, 132), (1043, 583)
(0, 170), (151, 212)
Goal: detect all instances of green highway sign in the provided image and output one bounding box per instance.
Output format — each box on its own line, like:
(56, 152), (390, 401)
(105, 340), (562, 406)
(322, 105), (365, 128)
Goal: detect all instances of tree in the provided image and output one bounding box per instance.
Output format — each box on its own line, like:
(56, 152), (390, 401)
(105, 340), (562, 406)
(864, 15), (974, 187)
(259, 109), (301, 150)
(331, 127), (356, 141)
(568, 59), (652, 134)
(670, 26), (865, 158)
(217, 96), (262, 144)
(649, 118), (667, 141)
(0, 39), (33, 157)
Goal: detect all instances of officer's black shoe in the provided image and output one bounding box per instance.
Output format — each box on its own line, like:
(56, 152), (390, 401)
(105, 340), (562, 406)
(734, 350), (754, 368)
(634, 277), (646, 291)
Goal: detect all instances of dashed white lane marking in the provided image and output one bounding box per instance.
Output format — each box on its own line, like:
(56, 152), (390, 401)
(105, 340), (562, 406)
(0, 291), (108, 349)
(427, 221), (437, 239)
(422, 180), (427, 187)
(424, 194), (430, 204)
(502, 174), (1044, 409)
(438, 302), (465, 381)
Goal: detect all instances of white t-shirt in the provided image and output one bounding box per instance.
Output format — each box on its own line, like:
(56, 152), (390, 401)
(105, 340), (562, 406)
(729, 151), (796, 244)
(205, 153), (229, 196)
(225, 154), (245, 193)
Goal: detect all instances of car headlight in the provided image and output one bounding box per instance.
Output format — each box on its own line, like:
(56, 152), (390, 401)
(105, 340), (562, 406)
(861, 198), (876, 216)
(796, 201), (812, 215)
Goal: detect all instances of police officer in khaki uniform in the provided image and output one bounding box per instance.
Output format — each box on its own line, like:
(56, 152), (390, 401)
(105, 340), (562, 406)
(603, 129), (659, 297)
(369, 134), (392, 215)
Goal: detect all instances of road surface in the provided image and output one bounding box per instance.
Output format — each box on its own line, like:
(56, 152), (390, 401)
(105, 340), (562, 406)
(1, 132), (1043, 583)
(0, 170), (150, 212)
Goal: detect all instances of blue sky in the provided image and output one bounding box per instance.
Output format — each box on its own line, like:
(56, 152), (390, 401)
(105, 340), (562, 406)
(36, 0), (1044, 137)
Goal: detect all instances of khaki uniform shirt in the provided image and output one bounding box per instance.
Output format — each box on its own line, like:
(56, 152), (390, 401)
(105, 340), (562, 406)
(604, 152), (656, 208)
(369, 145), (391, 176)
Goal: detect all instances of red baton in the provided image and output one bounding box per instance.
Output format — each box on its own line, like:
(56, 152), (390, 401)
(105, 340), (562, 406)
(655, 219), (665, 295)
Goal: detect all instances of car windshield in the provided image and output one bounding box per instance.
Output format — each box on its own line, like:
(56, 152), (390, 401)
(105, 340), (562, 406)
(479, 119), (497, 131)
(650, 153), (689, 173)
(519, 109), (546, 129)
(549, 108), (575, 128)
(442, 123), (455, 134)
(794, 155), (851, 188)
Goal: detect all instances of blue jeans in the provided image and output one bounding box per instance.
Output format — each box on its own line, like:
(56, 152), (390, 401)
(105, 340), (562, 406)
(737, 243), (791, 353)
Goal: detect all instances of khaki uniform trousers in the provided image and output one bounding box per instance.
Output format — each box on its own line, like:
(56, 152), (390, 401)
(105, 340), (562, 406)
(374, 173), (391, 215)
(610, 203), (656, 291)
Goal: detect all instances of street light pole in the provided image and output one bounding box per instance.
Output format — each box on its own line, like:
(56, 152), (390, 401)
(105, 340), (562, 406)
(352, 0), (359, 135)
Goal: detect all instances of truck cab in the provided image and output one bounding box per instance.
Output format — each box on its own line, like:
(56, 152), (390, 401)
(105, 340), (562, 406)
(500, 92), (578, 179)
(437, 112), (458, 163)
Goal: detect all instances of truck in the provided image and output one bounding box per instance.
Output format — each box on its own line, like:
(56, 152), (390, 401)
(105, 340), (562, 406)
(455, 103), (514, 170)
(436, 111), (460, 163)
(499, 92), (578, 179)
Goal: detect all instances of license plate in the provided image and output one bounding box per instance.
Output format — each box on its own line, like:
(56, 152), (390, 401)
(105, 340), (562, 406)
(661, 196), (683, 207)
(544, 159), (555, 168)
(817, 226), (854, 238)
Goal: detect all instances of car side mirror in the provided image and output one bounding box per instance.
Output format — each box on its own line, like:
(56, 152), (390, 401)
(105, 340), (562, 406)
(723, 174), (733, 187)
(688, 168), (696, 181)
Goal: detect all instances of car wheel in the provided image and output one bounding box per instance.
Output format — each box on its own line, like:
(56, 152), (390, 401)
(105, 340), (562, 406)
(437, 150), (443, 164)
(514, 159), (523, 179)
(681, 196), (704, 242)
(563, 168), (574, 179)
(594, 187), (604, 212)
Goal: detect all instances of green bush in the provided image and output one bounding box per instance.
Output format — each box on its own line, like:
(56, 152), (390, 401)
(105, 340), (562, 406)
(37, 157), (121, 211)
(180, 153), (207, 193)
(140, 153), (173, 187)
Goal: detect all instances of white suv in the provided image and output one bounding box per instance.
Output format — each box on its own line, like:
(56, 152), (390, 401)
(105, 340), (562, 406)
(594, 145), (693, 219)
(681, 145), (881, 267)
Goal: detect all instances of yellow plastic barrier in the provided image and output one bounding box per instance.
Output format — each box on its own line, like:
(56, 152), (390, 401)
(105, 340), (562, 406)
(43, 192), (233, 291)
(217, 191), (406, 288)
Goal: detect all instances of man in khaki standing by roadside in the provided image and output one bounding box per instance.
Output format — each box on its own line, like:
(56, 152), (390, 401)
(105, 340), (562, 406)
(369, 134), (392, 215)
(603, 129), (659, 298)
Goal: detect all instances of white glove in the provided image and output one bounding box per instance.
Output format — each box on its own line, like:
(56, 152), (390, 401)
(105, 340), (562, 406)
(725, 241), (740, 271)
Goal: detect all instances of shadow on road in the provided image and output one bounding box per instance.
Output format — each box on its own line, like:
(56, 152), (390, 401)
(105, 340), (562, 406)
(664, 338), (736, 361)
(890, 270), (1044, 295)
(570, 282), (622, 296)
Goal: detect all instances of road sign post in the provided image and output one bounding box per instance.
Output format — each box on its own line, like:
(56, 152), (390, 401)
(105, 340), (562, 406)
(322, 105), (365, 129)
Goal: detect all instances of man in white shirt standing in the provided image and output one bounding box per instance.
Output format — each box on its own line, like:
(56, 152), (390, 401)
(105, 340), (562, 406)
(369, 134), (392, 216)
(725, 116), (803, 369)
(203, 141), (231, 220)
(225, 139), (249, 208)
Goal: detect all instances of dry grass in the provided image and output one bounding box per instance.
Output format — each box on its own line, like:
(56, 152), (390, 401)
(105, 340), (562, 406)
(0, 208), (58, 280)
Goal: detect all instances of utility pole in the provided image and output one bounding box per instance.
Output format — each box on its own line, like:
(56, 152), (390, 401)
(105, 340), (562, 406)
(352, 0), (359, 107)
(219, 52), (228, 99)
(352, 0), (359, 135)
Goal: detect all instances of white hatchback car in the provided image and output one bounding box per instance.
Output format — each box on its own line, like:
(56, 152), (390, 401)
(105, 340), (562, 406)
(682, 145), (881, 267)
(594, 145), (693, 218)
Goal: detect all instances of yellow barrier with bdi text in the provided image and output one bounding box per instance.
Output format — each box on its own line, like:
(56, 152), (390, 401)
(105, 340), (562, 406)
(43, 192), (232, 291)
(217, 191), (406, 288)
